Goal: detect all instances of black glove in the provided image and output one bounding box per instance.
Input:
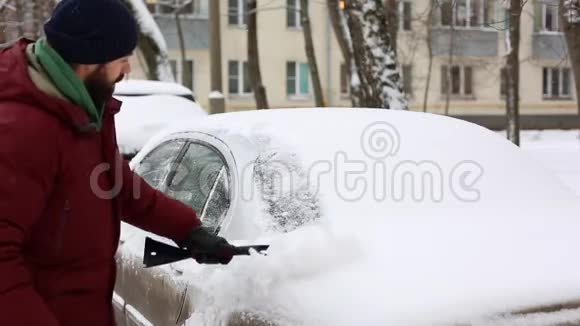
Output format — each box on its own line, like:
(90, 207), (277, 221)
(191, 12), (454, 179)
(179, 227), (237, 265)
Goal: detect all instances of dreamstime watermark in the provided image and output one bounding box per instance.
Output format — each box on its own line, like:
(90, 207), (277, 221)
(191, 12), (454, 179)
(88, 122), (484, 204)
(238, 121), (484, 203)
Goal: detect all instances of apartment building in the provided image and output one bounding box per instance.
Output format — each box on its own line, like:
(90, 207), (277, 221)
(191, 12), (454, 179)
(124, 0), (578, 114)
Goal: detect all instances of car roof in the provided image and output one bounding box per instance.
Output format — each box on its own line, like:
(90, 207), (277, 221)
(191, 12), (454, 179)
(145, 108), (577, 208)
(115, 94), (207, 155)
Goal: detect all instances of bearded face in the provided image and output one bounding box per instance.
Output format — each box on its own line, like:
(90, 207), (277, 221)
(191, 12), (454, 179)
(84, 64), (125, 108)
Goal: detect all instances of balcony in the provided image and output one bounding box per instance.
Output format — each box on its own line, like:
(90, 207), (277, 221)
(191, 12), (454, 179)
(154, 16), (209, 50)
(431, 28), (499, 57)
(532, 33), (568, 60)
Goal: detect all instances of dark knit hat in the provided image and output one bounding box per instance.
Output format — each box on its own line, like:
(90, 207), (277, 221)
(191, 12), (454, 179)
(44, 0), (138, 64)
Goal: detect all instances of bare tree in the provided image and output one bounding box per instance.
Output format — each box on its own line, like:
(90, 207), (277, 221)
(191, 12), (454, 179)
(0, 0), (57, 44)
(33, 0), (55, 39)
(327, 0), (362, 106)
(444, 0), (456, 115)
(561, 0), (580, 117)
(175, 7), (187, 86)
(300, 0), (325, 106)
(247, 0), (270, 109)
(422, 1), (435, 112)
(384, 0), (399, 55)
(343, 0), (407, 109)
(159, 0), (193, 88)
(14, 0), (23, 37)
(122, 0), (174, 82)
(0, 1), (7, 44)
(505, 0), (523, 146)
(209, 0), (225, 114)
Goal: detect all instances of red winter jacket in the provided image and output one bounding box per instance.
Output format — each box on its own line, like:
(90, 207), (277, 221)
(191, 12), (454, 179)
(0, 40), (201, 326)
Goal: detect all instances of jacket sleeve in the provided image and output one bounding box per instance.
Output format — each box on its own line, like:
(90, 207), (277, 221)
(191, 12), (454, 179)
(119, 155), (201, 243)
(0, 120), (60, 325)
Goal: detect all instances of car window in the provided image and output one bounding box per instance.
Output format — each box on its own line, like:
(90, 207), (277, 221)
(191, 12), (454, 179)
(199, 167), (230, 233)
(165, 142), (230, 232)
(134, 140), (185, 189)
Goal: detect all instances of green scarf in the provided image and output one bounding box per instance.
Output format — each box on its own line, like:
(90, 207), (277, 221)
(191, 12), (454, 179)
(34, 39), (103, 129)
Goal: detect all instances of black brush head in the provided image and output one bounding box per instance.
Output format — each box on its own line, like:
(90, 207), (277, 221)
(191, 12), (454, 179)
(143, 237), (190, 268)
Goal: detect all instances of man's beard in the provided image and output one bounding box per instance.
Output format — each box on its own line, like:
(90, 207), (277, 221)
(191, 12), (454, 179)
(84, 67), (124, 108)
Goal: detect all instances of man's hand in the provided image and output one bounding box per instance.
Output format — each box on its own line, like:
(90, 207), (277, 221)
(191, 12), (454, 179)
(179, 227), (237, 264)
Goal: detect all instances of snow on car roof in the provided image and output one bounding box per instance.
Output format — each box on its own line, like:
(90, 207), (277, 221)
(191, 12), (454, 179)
(145, 108), (577, 213)
(114, 79), (193, 97)
(114, 94), (207, 155)
(127, 108), (580, 325)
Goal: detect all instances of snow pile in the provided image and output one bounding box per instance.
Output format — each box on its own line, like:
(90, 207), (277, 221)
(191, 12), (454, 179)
(115, 95), (206, 154)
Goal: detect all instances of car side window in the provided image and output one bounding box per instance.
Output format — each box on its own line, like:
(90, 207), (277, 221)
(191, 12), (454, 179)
(200, 167), (230, 233)
(166, 142), (230, 232)
(134, 140), (185, 189)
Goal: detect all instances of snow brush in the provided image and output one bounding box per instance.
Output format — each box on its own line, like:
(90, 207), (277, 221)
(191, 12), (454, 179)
(143, 237), (269, 267)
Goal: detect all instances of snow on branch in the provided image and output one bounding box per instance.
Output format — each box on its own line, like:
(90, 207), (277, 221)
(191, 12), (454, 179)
(345, 0), (407, 110)
(564, 0), (580, 24)
(125, 0), (175, 82)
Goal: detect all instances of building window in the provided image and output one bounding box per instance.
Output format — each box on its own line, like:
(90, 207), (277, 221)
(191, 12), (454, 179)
(543, 67), (572, 99)
(287, 0), (302, 28)
(287, 61), (310, 96)
(401, 65), (413, 95)
(228, 60), (251, 95)
(400, 1), (412, 31)
(441, 65), (473, 96)
(340, 63), (349, 95)
(439, 0), (495, 28)
(229, 0), (247, 26)
(464, 66), (473, 95)
(170, 59), (195, 91)
(146, 0), (201, 16)
(541, 3), (560, 32)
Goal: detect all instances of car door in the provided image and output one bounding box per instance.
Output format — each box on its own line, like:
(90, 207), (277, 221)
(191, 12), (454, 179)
(117, 136), (235, 326)
(159, 140), (234, 325)
(115, 139), (189, 326)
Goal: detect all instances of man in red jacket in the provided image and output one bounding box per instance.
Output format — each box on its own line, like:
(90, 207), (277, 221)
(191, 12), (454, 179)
(0, 0), (236, 325)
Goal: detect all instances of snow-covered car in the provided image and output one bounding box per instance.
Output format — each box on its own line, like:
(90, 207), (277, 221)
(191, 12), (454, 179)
(115, 79), (196, 102)
(114, 109), (580, 326)
(113, 79), (207, 158)
(114, 94), (207, 158)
